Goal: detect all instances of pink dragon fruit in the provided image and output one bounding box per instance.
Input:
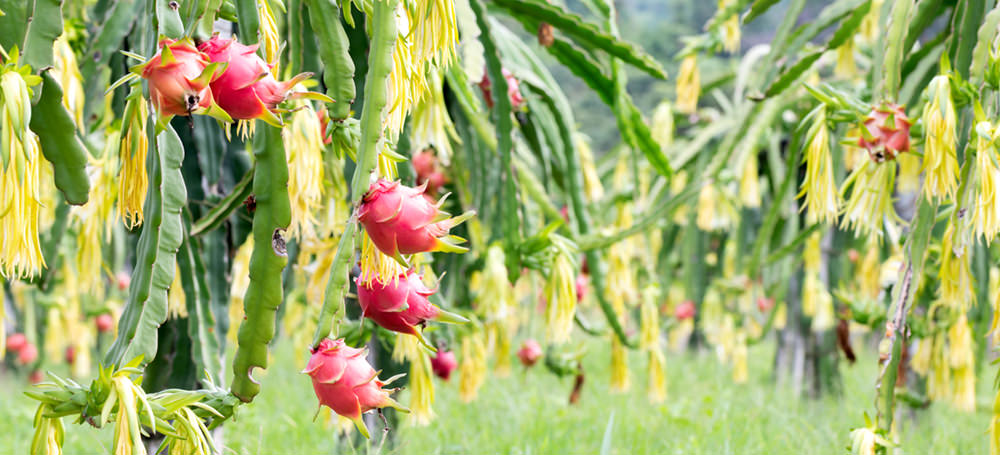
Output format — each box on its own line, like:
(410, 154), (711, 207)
(137, 38), (230, 124)
(674, 300), (696, 320)
(357, 180), (474, 262)
(517, 339), (543, 367)
(412, 150), (447, 196)
(355, 270), (466, 343)
(757, 296), (775, 312)
(96, 314), (114, 333)
(6, 332), (26, 353)
(198, 36), (328, 126)
(303, 338), (406, 438)
(479, 68), (524, 109)
(575, 274), (588, 303)
(858, 103), (911, 162)
(17, 342), (37, 365)
(430, 350), (457, 380)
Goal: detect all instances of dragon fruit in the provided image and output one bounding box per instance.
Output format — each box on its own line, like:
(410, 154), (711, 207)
(357, 180), (474, 262)
(757, 296), (775, 312)
(575, 274), (588, 303)
(674, 300), (696, 320)
(303, 338), (406, 438)
(198, 36), (328, 127)
(96, 314), (114, 333)
(858, 103), (910, 162)
(355, 270), (466, 344)
(479, 68), (524, 109)
(5, 332), (26, 353)
(517, 339), (543, 367)
(412, 149), (447, 196)
(17, 342), (37, 365)
(136, 38), (230, 125)
(430, 350), (458, 380)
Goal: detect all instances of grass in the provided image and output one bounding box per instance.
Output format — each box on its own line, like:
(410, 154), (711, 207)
(0, 338), (990, 454)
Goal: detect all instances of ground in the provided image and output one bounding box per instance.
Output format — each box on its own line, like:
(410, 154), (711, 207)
(0, 339), (988, 454)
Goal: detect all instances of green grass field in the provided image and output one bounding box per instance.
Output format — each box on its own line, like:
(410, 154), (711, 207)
(0, 339), (989, 454)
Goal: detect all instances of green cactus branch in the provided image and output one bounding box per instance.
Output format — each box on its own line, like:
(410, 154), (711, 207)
(311, 0), (397, 350)
(305, 0), (355, 120)
(490, 0), (667, 80)
(105, 125), (187, 368)
(190, 166), (254, 236)
(31, 73), (91, 205)
(230, 127), (292, 403)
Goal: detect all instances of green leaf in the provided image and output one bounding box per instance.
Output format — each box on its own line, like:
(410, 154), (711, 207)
(743, 0), (781, 24)
(949, 0), (986, 80)
(0, 0), (28, 52)
(763, 51), (821, 98)
(156, 0), (184, 39)
(305, 0), (355, 119)
(763, 223), (823, 265)
(177, 214), (222, 382)
(22, 0), (62, 71)
(764, 0), (869, 98)
(349, 0), (397, 201)
(546, 39), (614, 106)
(190, 167), (254, 236)
(778, 0), (865, 60)
(746, 116), (807, 274)
(883, 0), (915, 98)
(491, 0), (667, 80)
(230, 126), (291, 403)
(30, 73), (90, 205)
(81, 0), (143, 118)
(310, 222), (356, 348)
(903, 0), (946, 53)
(970, 4), (1000, 86)
(234, 0), (260, 44)
(472, 0), (520, 248)
(104, 125), (187, 368)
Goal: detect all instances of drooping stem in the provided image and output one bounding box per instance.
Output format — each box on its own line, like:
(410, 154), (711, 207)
(874, 195), (937, 432)
(311, 0), (398, 348)
(350, 0), (398, 203)
(305, 0), (356, 120)
(230, 127), (292, 402)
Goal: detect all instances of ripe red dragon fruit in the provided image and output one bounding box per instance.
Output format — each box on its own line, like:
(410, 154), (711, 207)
(517, 339), (543, 367)
(17, 342), (38, 365)
(430, 349), (457, 380)
(96, 314), (114, 333)
(355, 270), (466, 343)
(116, 272), (130, 291)
(357, 180), (474, 261)
(757, 297), (775, 312)
(28, 370), (43, 384)
(65, 346), (76, 364)
(479, 68), (524, 109)
(198, 36), (328, 126)
(6, 332), (26, 353)
(303, 338), (406, 438)
(575, 274), (588, 303)
(136, 38), (230, 124)
(412, 149), (447, 196)
(858, 103), (910, 162)
(674, 300), (696, 320)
